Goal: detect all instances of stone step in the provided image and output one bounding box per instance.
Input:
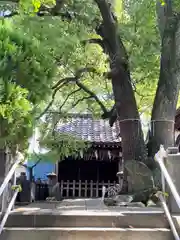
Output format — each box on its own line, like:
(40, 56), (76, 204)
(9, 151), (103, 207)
(2, 227), (173, 240)
(5, 210), (169, 228)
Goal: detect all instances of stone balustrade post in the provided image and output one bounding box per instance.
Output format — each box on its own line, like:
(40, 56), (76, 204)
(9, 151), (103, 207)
(166, 147), (180, 214)
(0, 149), (8, 211)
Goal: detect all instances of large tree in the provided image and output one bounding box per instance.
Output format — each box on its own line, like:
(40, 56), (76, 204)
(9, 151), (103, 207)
(91, 0), (180, 163)
(1, 0), (180, 168)
(0, 21), (56, 153)
(0, 16), (56, 190)
(0, 16), (62, 186)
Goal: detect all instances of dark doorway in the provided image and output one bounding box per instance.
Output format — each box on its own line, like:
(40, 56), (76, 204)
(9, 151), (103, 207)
(58, 158), (118, 182)
(58, 158), (118, 198)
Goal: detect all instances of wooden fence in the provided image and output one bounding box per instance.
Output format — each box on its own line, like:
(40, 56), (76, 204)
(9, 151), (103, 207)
(59, 180), (116, 198)
(35, 180), (117, 200)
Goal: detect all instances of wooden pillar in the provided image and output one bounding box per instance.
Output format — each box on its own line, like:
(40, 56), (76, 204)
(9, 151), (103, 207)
(55, 162), (59, 179)
(118, 158), (122, 172)
(117, 152), (123, 183)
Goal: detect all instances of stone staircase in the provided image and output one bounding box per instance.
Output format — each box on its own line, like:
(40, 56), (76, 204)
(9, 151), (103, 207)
(1, 206), (174, 240)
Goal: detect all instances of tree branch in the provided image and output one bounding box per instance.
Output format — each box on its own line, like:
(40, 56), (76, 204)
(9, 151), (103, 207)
(38, 67), (108, 118)
(31, 156), (42, 169)
(36, 78), (73, 119)
(75, 80), (108, 114)
(109, 105), (117, 126)
(19, 154), (42, 169)
(71, 96), (93, 108)
(101, 104), (117, 126)
(36, 84), (64, 120)
(53, 67), (108, 114)
(52, 68), (96, 90)
(52, 77), (75, 90)
(75, 67), (97, 79)
(59, 88), (81, 111)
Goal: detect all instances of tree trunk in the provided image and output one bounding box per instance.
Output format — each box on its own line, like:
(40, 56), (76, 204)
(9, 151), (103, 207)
(150, 11), (180, 156)
(95, 0), (147, 162)
(111, 64), (147, 162)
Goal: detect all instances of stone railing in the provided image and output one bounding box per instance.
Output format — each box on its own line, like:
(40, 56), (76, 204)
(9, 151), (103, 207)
(155, 146), (180, 240)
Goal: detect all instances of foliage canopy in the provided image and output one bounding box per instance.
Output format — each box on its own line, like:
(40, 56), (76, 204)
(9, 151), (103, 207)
(0, 21), (56, 150)
(0, 0), (180, 159)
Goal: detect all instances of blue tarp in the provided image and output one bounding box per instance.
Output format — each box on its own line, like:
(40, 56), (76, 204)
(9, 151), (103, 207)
(26, 160), (55, 181)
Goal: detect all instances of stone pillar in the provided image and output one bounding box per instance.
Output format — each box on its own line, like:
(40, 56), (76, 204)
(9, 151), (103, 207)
(117, 159), (122, 181)
(166, 147), (180, 213)
(47, 173), (57, 197)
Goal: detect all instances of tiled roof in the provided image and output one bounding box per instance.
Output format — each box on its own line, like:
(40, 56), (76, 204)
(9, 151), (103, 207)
(57, 114), (121, 143)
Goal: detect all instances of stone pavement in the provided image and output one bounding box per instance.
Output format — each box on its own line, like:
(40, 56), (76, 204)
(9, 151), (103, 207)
(12, 198), (163, 215)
